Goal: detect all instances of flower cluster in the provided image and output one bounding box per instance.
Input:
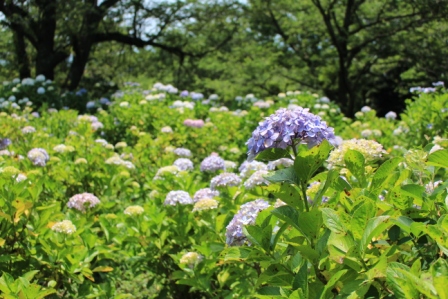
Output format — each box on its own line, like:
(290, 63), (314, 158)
(200, 154), (225, 172)
(164, 191), (193, 206)
(183, 119), (204, 128)
(179, 252), (203, 268)
(173, 148), (192, 157)
(267, 158), (294, 170)
(193, 188), (219, 202)
(51, 220), (77, 235)
(0, 138), (11, 150)
(193, 198), (219, 212)
(385, 111), (397, 120)
(105, 155), (135, 169)
(173, 158), (194, 171)
(327, 139), (387, 168)
(21, 126), (36, 134)
(124, 205), (145, 216)
(244, 170), (270, 189)
(239, 160), (267, 178)
(226, 199), (270, 246)
(171, 100), (195, 110)
(154, 165), (180, 180)
(210, 173), (242, 189)
(27, 148), (49, 166)
(67, 193), (100, 212)
(53, 144), (75, 153)
(246, 107), (336, 161)
(161, 126), (173, 133)
(78, 115), (104, 131)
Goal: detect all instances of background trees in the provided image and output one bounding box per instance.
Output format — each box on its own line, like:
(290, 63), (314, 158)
(0, 0), (447, 115)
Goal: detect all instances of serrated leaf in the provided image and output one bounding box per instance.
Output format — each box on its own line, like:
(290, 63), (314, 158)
(427, 149), (448, 168)
(370, 157), (402, 191)
(294, 140), (332, 182)
(321, 208), (347, 234)
(360, 216), (392, 253)
(265, 167), (298, 185)
(292, 264), (308, 297)
(256, 148), (291, 162)
(350, 200), (375, 240)
(344, 150), (366, 187)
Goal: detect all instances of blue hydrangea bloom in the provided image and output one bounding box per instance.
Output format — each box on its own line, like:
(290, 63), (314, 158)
(246, 107), (336, 161)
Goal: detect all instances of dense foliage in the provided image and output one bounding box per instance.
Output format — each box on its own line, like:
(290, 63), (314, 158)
(0, 80), (447, 298)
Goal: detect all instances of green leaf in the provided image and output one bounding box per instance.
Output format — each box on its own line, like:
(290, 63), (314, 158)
(256, 148), (291, 162)
(321, 208), (347, 234)
(265, 167), (298, 185)
(292, 263), (308, 297)
(350, 199), (375, 240)
(370, 157), (402, 191)
(271, 206), (300, 232)
(294, 140), (332, 182)
(332, 176), (352, 192)
(427, 149), (448, 168)
(360, 216), (392, 253)
(387, 263), (419, 299)
(264, 183), (303, 210)
(319, 269), (349, 299)
(312, 169), (339, 206)
(298, 209), (322, 240)
(344, 150), (366, 186)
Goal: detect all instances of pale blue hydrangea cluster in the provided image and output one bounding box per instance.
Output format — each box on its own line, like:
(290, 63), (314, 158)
(27, 148), (49, 166)
(200, 154), (225, 172)
(239, 160), (268, 178)
(210, 173), (242, 189)
(226, 199), (270, 246)
(246, 107), (336, 161)
(164, 190), (193, 206)
(173, 148), (192, 157)
(244, 170), (270, 189)
(173, 158), (194, 171)
(267, 158), (294, 170)
(193, 188), (220, 202)
(67, 193), (100, 212)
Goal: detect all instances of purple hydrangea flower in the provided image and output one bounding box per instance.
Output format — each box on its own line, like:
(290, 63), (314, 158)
(226, 199), (270, 246)
(173, 148), (192, 157)
(27, 148), (49, 166)
(210, 173), (242, 189)
(180, 90), (189, 97)
(200, 154), (225, 172)
(193, 188), (220, 202)
(173, 158), (194, 171)
(0, 138), (11, 150)
(246, 107), (336, 161)
(164, 191), (193, 206)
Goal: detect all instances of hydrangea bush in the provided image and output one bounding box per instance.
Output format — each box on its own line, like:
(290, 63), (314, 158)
(0, 81), (447, 298)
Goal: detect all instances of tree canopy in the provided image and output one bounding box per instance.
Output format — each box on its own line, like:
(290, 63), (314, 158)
(0, 0), (447, 115)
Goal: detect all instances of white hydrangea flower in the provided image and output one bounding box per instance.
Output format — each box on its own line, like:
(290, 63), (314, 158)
(51, 220), (76, 234)
(124, 205), (145, 216)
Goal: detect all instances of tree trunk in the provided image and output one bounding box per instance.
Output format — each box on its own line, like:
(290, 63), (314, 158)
(13, 31), (31, 78)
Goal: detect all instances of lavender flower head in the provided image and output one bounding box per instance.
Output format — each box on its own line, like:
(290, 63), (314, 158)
(67, 193), (100, 212)
(0, 138), (11, 150)
(164, 190), (193, 206)
(226, 199), (270, 246)
(27, 148), (49, 166)
(239, 160), (268, 178)
(173, 158), (194, 171)
(246, 107), (335, 161)
(210, 173), (242, 189)
(244, 170), (270, 189)
(173, 148), (192, 157)
(200, 154), (225, 172)
(193, 188), (220, 202)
